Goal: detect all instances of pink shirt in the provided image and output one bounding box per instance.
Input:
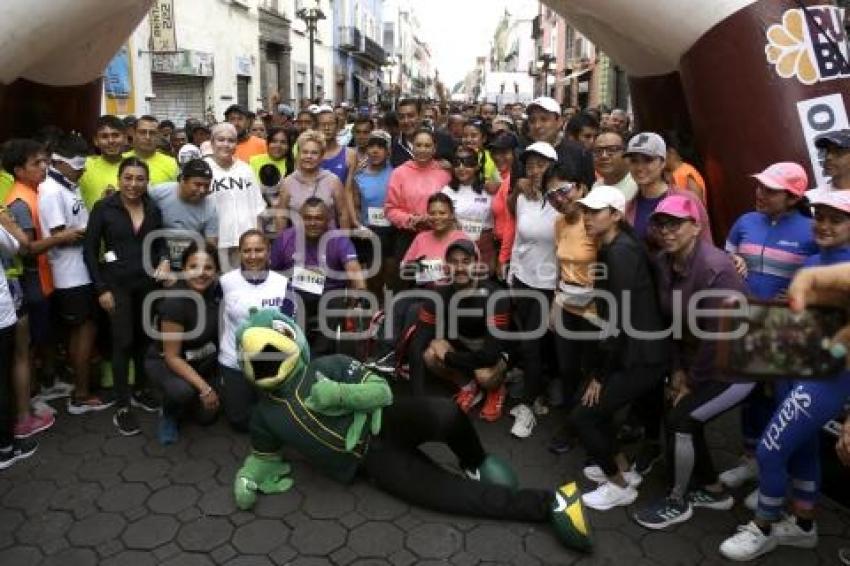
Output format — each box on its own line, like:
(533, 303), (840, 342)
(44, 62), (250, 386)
(384, 160), (452, 230)
(402, 229), (470, 286)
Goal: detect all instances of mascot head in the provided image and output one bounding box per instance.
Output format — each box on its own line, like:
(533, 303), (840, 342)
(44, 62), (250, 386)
(236, 308), (310, 390)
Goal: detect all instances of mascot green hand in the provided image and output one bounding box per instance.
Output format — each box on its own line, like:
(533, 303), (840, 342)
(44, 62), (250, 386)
(304, 372), (392, 450)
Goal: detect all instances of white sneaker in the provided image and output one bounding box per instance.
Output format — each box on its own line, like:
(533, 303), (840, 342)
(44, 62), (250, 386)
(38, 381), (75, 402)
(744, 488), (758, 511)
(509, 404), (536, 438)
(719, 457), (758, 488)
(582, 464), (641, 487)
(772, 515), (817, 549)
(581, 481), (638, 511)
(719, 522), (777, 561)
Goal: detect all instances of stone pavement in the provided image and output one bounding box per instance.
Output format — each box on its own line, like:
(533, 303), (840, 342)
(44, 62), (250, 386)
(1, 395), (849, 566)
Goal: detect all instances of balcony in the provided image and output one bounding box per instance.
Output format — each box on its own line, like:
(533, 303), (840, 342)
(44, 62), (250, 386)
(338, 26), (362, 51)
(361, 35), (386, 64)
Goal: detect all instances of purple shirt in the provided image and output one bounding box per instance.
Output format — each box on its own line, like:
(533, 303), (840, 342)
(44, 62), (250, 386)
(270, 227), (357, 291)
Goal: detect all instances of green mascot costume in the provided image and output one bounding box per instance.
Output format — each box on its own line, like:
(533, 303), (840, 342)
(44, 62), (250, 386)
(233, 308), (592, 553)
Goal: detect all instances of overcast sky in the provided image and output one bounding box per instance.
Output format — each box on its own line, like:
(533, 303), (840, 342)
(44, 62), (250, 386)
(416, 0), (539, 88)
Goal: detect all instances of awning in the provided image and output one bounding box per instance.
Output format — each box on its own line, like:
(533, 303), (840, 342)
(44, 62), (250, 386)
(556, 67), (592, 86)
(354, 73), (380, 92)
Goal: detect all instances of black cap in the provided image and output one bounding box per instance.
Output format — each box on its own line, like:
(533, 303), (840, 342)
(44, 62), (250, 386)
(180, 158), (213, 180)
(224, 104), (250, 118)
(815, 129), (850, 150)
(445, 239), (479, 260)
(488, 132), (518, 151)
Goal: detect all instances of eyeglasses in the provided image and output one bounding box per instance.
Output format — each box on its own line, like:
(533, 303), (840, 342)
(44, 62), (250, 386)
(453, 156), (478, 168)
(546, 183), (578, 198)
(592, 145), (624, 157)
(652, 217), (688, 232)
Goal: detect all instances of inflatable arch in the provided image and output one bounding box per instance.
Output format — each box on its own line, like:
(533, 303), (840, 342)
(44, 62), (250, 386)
(0, 0), (153, 141)
(544, 0), (850, 234)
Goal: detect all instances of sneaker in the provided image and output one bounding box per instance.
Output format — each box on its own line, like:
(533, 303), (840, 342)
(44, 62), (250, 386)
(157, 415), (179, 446)
(67, 395), (115, 415)
(839, 547), (850, 565)
(582, 465), (642, 488)
(688, 488), (734, 510)
(31, 397), (57, 417)
(37, 381), (74, 401)
(633, 496), (693, 530)
(131, 390), (160, 413)
(479, 386), (506, 422)
(719, 521), (777, 561)
(0, 438), (38, 470)
(772, 515), (817, 548)
(581, 481), (638, 511)
(719, 456), (758, 488)
(532, 396), (549, 416)
(454, 383), (484, 413)
(14, 412), (55, 439)
(509, 404), (537, 438)
(633, 442), (662, 475)
(548, 427), (574, 455)
(744, 488), (758, 511)
(113, 408), (141, 436)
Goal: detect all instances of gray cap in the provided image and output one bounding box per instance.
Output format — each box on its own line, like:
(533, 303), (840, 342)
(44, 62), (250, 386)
(815, 129), (850, 150)
(624, 132), (666, 159)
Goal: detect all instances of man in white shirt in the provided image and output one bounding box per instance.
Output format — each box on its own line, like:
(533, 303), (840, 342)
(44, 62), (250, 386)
(592, 131), (638, 202)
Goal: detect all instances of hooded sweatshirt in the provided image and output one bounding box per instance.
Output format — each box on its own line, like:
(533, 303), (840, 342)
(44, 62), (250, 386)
(384, 160), (451, 230)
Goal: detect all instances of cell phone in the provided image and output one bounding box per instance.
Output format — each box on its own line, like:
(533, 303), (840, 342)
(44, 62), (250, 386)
(716, 298), (847, 380)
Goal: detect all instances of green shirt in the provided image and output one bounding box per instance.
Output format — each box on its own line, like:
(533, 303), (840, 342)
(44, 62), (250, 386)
(0, 170), (13, 203)
(79, 156), (122, 210)
(250, 154), (290, 184)
(123, 150), (179, 186)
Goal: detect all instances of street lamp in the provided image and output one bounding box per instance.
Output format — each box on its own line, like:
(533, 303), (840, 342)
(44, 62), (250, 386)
(382, 55), (398, 108)
(297, 1), (326, 101)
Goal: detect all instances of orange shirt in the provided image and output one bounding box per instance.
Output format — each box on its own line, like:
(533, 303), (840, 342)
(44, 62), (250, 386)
(672, 162), (707, 202)
(554, 213), (596, 315)
(235, 136), (268, 163)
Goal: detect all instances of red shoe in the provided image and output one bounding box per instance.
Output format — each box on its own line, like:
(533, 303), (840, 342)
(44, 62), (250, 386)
(454, 383), (484, 413)
(14, 412), (56, 439)
(479, 386), (506, 422)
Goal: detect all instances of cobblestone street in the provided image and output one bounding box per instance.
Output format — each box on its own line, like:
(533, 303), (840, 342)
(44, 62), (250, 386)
(1, 399), (849, 565)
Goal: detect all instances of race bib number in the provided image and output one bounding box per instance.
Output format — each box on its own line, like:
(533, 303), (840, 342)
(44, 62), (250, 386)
(367, 207), (390, 227)
(292, 265), (326, 295)
(460, 219), (484, 241)
(417, 259), (444, 284)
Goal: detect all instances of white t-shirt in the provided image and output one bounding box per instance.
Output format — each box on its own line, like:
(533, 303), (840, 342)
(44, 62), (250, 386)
(218, 269), (289, 369)
(205, 157), (267, 249)
(594, 172), (639, 203)
(441, 185), (493, 242)
(509, 194), (559, 290)
(0, 225), (20, 330)
(37, 172), (91, 289)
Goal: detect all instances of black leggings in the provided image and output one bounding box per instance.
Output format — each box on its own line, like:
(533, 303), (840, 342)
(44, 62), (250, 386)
(0, 324), (15, 447)
(146, 354), (219, 424)
(553, 308), (597, 407)
(363, 397), (553, 521)
(220, 363), (257, 433)
(110, 283), (152, 406)
(511, 279), (553, 404)
(569, 365), (666, 476)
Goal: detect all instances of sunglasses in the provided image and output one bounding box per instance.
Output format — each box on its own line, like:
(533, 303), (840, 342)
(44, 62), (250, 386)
(652, 216), (689, 232)
(546, 183), (578, 198)
(453, 156), (478, 168)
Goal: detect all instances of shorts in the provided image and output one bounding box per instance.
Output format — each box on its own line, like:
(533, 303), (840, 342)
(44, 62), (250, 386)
(353, 226), (395, 269)
(53, 284), (97, 326)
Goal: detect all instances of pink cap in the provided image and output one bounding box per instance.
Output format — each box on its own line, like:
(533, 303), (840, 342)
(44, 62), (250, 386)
(650, 194), (700, 221)
(809, 189), (850, 214)
(751, 162), (809, 197)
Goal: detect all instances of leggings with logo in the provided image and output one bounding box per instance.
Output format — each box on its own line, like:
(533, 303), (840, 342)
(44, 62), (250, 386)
(755, 373), (850, 521)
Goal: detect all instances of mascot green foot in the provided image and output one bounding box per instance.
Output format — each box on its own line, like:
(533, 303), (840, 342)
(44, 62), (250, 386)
(551, 481), (593, 552)
(466, 454), (519, 490)
(234, 453), (294, 510)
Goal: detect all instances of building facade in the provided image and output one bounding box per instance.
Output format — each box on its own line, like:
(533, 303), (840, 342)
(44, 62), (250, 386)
(382, 0), (433, 100)
(257, 0), (292, 110)
(333, 0), (385, 106)
(288, 0), (335, 106)
(115, 0), (264, 125)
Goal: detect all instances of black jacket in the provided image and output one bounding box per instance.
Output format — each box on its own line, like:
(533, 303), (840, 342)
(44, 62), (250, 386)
(84, 191), (168, 293)
(512, 135), (595, 190)
(591, 229), (670, 379)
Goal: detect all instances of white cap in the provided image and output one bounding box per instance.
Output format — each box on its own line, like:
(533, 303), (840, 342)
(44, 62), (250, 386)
(523, 141), (557, 161)
(308, 104), (320, 114)
(316, 104), (334, 114)
(577, 185), (627, 214)
(177, 143), (202, 165)
(527, 96), (561, 115)
(809, 189), (850, 214)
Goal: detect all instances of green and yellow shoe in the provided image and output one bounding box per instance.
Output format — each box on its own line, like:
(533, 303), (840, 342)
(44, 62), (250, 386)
(550, 481), (592, 552)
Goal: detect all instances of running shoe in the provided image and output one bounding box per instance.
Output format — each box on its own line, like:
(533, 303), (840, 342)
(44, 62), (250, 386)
(67, 395), (115, 415)
(131, 390), (161, 413)
(719, 521), (777, 561)
(454, 383), (484, 413)
(479, 385), (507, 422)
(687, 488), (734, 510)
(633, 496), (693, 530)
(583, 465), (642, 488)
(113, 408), (141, 436)
(0, 438), (38, 469)
(719, 456), (758, 488)
(509, 403), (536, 438)
(772, 514), (817, 549)
(37, 381), (74, 402)
(581, 481), (637, 511)
(14, 412), (55, 439)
